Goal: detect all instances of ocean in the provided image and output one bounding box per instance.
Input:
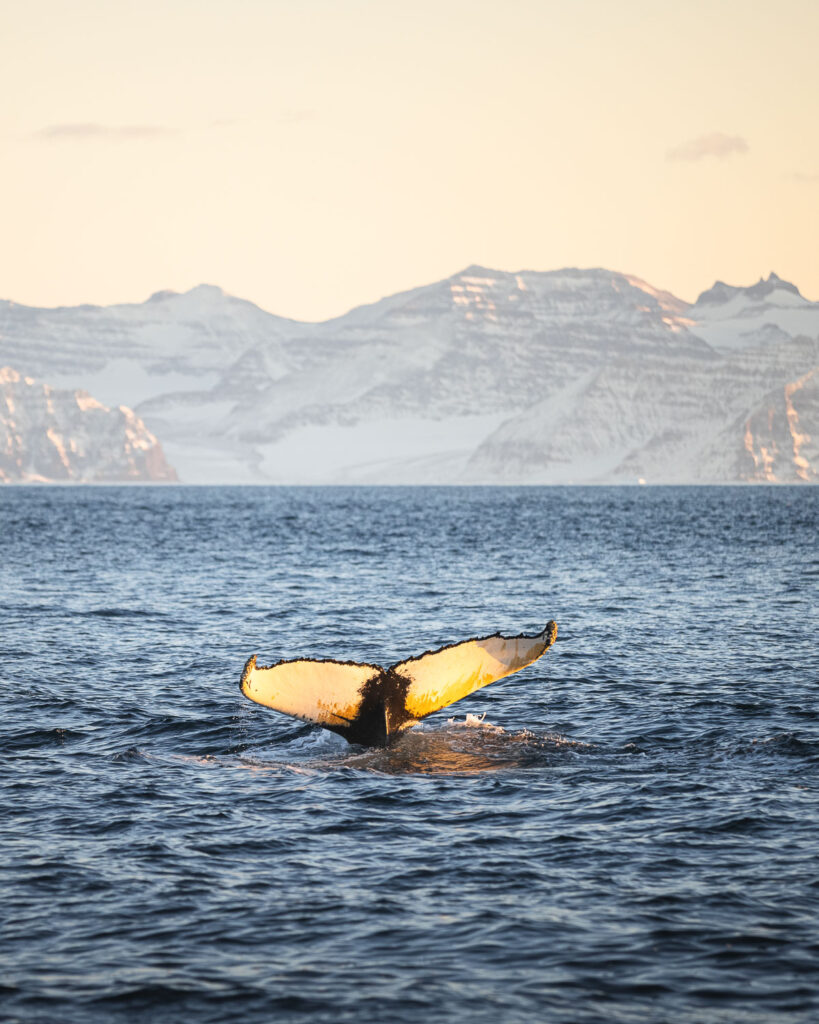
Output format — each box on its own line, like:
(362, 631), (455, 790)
(1, 485), (817, 1023)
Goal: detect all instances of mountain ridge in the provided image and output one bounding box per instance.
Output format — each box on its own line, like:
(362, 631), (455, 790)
(4, 264), (810, 325)
(1, 266), (817, 484)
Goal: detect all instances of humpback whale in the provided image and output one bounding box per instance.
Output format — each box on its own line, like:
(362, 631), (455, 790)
(239, 621), (558, 746)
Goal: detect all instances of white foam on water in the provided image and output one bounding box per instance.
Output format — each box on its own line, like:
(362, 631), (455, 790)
(446, 712), (506, 734)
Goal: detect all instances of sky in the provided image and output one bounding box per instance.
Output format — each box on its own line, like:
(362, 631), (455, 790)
(2, 0), (818, 320)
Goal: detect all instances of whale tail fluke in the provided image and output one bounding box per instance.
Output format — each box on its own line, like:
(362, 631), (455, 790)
(240, 655), (382, 732)
(240, 621), (558, 747)
(395, 620), (558, 721)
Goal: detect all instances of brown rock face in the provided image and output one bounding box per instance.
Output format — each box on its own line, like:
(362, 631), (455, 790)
(738, 368), (818, 483)
(0, 367), (178, 483)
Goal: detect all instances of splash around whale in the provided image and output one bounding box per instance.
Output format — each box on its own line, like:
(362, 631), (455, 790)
(239, 621), (558, 747)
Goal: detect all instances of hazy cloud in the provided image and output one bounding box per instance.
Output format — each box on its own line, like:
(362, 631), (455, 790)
(33, 114), (319, 141)
(667, 133), (749, 161)
(791, 170), (819, 183)
(34, 123), (174, 141)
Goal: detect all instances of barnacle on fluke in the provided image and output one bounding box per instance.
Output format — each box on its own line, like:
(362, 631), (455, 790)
(239, 621), (558, 747)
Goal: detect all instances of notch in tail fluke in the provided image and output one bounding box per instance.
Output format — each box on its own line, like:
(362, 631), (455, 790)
(239, 620), (558, 747)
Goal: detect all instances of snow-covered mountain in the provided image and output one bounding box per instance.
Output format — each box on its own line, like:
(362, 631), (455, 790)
(0, 367), (177, 483)
(1, 267), (816, 484)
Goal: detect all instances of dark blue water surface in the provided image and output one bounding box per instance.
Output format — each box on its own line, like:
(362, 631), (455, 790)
(1, 486), (818, 1024)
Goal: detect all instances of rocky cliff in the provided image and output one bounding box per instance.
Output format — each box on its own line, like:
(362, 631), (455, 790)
(0, 367), (177, 483)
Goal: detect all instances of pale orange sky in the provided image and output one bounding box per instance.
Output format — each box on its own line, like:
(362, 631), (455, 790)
(2, 0), (818, 319)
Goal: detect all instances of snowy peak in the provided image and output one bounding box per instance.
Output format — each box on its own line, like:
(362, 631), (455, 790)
(126, 282), (254, 317)
(0, 280), (305, 409)
(147, 283), (224, 302)
(453, 264), (495, 278)
(185, 283), (225, 298)
(114, 283), (297, 327)
(689, 271), (818, 352)
(695, 272), (804, 307)
(745, 272), (802, 301)
(325, 266), (693, 335)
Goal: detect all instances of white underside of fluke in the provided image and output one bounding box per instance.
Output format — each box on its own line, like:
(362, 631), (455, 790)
(240, 621), (558, 747)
